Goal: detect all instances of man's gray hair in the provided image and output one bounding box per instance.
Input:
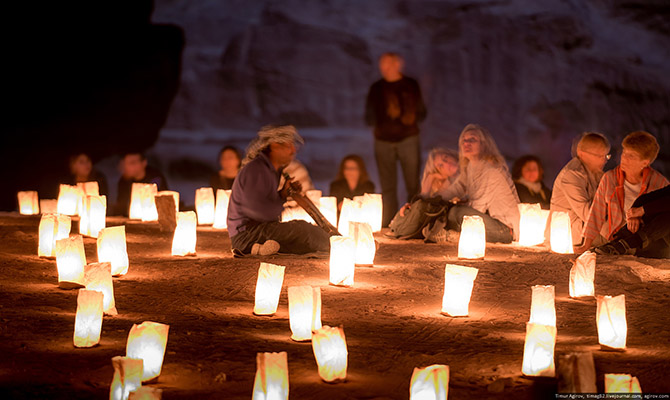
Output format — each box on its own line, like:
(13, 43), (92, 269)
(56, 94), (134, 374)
(242, 124), (304, 166)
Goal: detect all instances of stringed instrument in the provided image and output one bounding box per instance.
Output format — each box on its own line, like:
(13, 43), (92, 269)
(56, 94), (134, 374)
(282, 172), (341, 236)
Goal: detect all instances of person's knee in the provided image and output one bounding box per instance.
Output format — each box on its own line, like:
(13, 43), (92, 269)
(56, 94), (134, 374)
(447, 205), (463, 222)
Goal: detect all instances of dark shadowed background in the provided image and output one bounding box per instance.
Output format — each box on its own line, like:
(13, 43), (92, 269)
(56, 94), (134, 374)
(3, 0), (669, 209)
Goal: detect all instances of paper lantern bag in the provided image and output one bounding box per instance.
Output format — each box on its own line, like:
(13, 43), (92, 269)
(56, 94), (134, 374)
(97, 225), (130, 276)
(110, 356), (143, 400)
(288, 286), (322, 341)
(73, 289), (104, 348)
(126, 321), (170, 382)
(84, 262), (117, 315)
(570, 251), (595, 298)
(253, 262), (286, 316)
(252, 352), (289, 400)
(311, 325), (348, 383)
(55, 235), (86, 289)
(458, 215), (486, 259)
(409, 364), (450, 400)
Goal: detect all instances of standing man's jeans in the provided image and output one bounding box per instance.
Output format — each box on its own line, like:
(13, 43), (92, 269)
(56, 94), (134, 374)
(374, 135), (421, 227)
(447, 205), (513, 244)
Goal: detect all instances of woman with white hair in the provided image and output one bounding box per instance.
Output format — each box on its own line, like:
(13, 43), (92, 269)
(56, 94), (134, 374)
(438, 124), (520, 243)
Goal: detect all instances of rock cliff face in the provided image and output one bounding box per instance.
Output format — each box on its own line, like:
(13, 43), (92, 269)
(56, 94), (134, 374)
(153, 0), (670, 181)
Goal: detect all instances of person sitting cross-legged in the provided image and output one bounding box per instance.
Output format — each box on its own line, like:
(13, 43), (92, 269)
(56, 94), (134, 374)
(437, 124), (520, 243)
(227, 125), (331, 257)
(594, 177), (670, 259)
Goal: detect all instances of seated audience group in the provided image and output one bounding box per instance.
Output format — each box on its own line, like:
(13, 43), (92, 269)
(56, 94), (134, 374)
(53, 123), (668, 259)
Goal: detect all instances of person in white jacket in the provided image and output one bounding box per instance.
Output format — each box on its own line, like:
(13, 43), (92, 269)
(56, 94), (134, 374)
(438, 124), (520, 243)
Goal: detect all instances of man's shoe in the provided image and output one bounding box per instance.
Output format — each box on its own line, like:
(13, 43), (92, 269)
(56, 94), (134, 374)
(593, 243), (620, 255)
(251, 240), (280, 256)
(445, 229), (460, 243)
(594, 239), (633, 256)
(423, 222), (447, 244)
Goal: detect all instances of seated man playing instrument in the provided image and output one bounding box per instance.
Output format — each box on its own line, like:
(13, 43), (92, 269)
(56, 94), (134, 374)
(227, 125), (331, 257)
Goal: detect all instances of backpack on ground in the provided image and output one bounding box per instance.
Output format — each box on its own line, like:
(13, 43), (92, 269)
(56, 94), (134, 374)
(387, 196), (450, 239)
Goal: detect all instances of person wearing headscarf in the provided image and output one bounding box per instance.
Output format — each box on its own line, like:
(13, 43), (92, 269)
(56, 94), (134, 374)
(227, 125), (331, 257)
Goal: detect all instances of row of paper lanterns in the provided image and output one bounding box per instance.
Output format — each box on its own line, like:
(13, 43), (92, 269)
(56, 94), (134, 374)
(519, 251), (633, 393)
(32, 196), (169, 399)
(25, 185), (571, 251)
(280, 191), (384, 234)
(37, 226), (168, 399)
(24, 187), (580, 260)
(250, 251), (636, 398)
(457, 206), (575, 260)
(254, 355), (639, 399)
(20, 186), (384, 232)
(251, 352), (453, 399)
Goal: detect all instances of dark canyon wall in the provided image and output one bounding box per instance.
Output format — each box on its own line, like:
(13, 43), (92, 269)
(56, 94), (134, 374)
(2, 1), (183, 210)
(154, 0), (670, 182)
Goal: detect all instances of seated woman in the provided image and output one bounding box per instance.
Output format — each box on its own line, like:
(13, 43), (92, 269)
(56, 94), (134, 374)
(391, 148), (459, 241)
(210, 145), (242, 191)
(329, 154), (375, 209)
(512, 155), (552, 209)
(437, 124), (520, 243)
(579, 131), (668, 253)
(420, 148), (460, 197)
(595, 186), (670, 258)
(396, 147), (459, 215)
(62, 152), (109, 196)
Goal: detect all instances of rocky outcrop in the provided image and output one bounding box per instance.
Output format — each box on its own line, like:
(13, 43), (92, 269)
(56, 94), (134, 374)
(153, 0), (669, 182)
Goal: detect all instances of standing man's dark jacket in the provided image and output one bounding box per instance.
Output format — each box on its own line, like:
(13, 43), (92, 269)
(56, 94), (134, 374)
(365, 76), (427, 142)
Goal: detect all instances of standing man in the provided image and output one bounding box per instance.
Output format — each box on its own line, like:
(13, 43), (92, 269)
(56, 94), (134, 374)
(227, 125), (331, 257)
(365, 52), (427, 226)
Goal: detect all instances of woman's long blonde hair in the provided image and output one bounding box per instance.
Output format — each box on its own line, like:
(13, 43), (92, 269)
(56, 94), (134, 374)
(422, 147), (459, 181)
(458, 123), (507, 170)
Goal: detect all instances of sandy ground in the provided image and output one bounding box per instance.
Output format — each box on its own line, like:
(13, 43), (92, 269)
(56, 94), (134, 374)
(0, 212), (669, 399)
